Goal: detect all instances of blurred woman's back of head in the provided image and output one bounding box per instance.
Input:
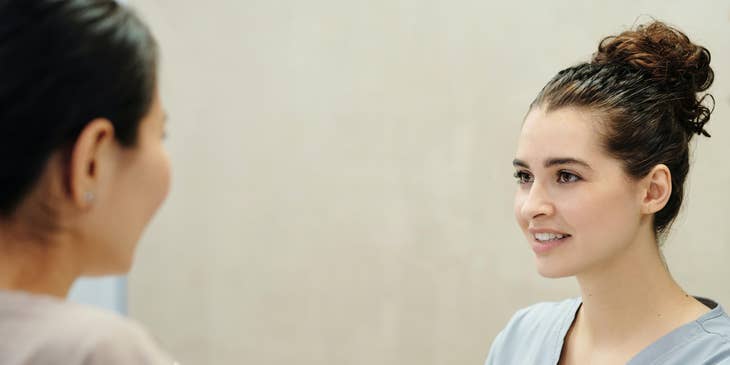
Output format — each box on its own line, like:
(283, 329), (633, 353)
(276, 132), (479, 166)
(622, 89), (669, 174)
(0, 0), (158, 220)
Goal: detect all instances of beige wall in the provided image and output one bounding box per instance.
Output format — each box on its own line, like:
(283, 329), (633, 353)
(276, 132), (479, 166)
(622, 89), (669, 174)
(127, 1), (730, 364)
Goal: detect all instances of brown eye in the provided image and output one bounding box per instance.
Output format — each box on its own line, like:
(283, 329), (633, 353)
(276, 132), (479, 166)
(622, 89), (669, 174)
(514, 171), (533, 184)
(557, 171), (580, 183)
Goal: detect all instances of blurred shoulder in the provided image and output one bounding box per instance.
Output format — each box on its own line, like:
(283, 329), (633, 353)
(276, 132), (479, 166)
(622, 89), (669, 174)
(0, 291), (175, 364)
(56, 301), (175, 364)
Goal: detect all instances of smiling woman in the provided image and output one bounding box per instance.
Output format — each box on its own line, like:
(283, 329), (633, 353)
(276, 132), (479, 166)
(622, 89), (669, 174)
(485, 21), (728, 365)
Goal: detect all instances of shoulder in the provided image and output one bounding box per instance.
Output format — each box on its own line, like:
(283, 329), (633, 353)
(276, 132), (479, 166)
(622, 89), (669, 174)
(0, 292), (174, 364)
(650, 300), (730, 365)
(697, 303), (730, 338)
(692, 303), (730, 355)
(56, 303), (175, 364)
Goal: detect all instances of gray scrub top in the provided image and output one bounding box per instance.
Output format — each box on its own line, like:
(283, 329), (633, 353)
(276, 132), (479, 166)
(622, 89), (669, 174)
(485, 297), (730, 365)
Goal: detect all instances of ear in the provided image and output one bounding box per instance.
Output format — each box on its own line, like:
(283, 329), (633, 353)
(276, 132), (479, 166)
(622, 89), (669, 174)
(640, 164), (672, 215)
(68, 119), (116, 209)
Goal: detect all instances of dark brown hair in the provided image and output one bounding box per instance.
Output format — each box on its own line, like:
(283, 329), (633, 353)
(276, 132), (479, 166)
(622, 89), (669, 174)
(531, 21), (714, 235)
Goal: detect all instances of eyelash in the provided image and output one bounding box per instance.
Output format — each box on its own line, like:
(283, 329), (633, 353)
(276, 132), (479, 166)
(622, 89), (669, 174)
(513, 171), (533, 184)
(513, 170), (581, 185)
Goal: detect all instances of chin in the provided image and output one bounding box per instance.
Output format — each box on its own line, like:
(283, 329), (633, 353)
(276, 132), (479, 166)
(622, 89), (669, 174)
(534, 258), (577, 278)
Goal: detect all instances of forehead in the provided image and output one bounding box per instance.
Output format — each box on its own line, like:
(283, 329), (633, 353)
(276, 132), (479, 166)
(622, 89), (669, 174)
(516, 107), (606, 163)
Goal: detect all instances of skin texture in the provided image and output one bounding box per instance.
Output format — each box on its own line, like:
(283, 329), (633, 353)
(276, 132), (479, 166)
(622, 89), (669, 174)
(0, 90), (170, 298)
(513, 106), (710, 364)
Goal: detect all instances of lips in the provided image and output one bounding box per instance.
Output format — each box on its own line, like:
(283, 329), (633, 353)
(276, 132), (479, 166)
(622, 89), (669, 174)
(528, 228), (571, 254)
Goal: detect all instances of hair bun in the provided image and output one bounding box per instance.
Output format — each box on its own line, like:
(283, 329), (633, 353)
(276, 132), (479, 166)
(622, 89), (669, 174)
(593, 21), (713, 92)
(592, 21), (714, 137)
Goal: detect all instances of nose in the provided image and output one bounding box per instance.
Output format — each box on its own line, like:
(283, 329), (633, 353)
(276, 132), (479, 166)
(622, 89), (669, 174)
(519, 181), (555, 220)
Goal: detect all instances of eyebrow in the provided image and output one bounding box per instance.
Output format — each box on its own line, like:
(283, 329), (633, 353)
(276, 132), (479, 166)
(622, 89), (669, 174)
(512, 157), (592, 170)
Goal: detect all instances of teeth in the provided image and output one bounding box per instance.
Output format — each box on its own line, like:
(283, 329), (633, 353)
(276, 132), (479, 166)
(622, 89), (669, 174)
(534, 233), (567, 242)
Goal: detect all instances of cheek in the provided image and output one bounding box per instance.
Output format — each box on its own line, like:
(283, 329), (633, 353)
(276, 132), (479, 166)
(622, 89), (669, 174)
(127, 144), (170, 220)
(148, 148), (171, 209)
(567, 186), (639, 240)
(513, 190), (527, 229)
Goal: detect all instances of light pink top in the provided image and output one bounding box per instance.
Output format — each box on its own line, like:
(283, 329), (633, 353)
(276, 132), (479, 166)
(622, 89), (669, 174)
(0, 290), (177, 364)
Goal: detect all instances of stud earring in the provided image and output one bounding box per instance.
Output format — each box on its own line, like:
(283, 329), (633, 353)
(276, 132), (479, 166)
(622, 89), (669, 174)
(84, 191), (95, 203)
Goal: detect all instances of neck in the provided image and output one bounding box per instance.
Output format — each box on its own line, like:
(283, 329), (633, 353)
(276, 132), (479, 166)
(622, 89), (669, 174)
(0, 223), (81, 298)
(573, 226), (701, 346)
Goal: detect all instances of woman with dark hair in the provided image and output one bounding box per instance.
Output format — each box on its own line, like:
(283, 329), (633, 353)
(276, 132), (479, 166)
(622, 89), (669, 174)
(486, 22), (729, 364)
(0, 0), (174, 363)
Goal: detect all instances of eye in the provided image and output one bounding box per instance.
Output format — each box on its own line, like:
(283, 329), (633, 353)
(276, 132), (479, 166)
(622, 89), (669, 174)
(514, 170), (533, 185)
(557, 171), (581, 184)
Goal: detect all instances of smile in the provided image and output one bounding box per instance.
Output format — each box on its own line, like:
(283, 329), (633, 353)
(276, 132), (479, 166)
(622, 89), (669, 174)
(533, 233), (571, 242)
(529, 230), (572, 255)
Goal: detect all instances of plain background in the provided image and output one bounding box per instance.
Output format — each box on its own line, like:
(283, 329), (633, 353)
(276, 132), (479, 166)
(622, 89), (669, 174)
(126, 1), (730, 364)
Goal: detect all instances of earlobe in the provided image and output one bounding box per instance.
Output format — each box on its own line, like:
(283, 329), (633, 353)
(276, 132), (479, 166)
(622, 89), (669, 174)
(642, 164), (672, 215)
(68, 119), (115, 208)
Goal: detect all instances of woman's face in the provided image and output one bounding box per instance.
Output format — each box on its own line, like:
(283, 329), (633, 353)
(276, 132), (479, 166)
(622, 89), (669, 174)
(513, 107), (644, 278)
(82, 90), (171, 275)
